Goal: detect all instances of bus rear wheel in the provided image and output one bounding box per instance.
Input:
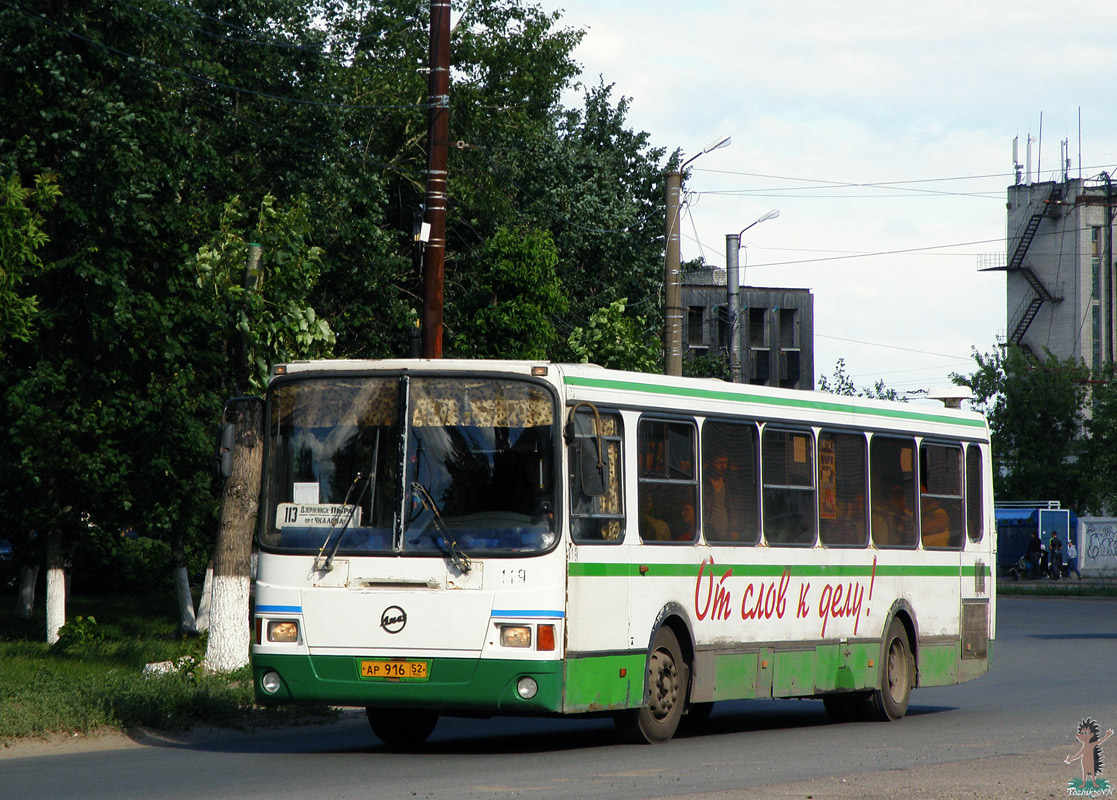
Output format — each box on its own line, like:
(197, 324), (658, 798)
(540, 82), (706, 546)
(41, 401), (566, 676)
(365, 707), (438, 747)
(867, 619), (913, 721)
(614, 625), (689, 744)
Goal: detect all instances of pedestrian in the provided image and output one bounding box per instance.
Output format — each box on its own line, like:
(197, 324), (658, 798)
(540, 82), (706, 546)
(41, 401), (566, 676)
(1047, 531), (1063, 579)
(1025, 530), (1043, 579)
(1066, 537), (1082, 579)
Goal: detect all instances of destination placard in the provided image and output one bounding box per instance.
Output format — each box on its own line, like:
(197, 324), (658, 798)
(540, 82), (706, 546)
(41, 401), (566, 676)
(276, 503), (361, 529)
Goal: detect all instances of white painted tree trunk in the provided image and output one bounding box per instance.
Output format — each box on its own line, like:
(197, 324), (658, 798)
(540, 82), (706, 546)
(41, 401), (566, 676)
(45, 529), (65, 644)
(196, 562), (213, 632)
(174, 564), (198, 634)
(204, 398), (262, 673)
(17, 563), (38, 619)
(205, 573), (251, 671)
(46, 567), (66, 644)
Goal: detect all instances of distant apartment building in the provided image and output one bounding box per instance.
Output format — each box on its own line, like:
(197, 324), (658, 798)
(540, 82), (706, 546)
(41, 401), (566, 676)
(991, 175), (1116, 372)
(680, 267), (815, 390)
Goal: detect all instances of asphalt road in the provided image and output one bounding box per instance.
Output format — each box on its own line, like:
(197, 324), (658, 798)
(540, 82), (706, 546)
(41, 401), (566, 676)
(5, 595), (1115, 800)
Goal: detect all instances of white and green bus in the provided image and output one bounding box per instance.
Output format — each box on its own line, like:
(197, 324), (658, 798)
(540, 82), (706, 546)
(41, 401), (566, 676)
(252, 359), (994, 745)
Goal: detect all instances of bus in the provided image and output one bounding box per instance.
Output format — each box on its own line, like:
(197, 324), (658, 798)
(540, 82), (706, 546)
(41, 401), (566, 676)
(251, 359), (994, 745)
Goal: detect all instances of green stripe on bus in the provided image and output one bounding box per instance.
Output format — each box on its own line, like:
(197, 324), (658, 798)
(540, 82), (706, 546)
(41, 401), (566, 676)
(562, 375), (987, 429)
(568, 562), (991, 578)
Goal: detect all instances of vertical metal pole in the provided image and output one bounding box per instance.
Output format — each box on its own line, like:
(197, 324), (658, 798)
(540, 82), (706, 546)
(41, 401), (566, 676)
(665, 170), (683, 376)
(421, 0), (450, 359)
(726, 233), (741, 383)
(1106, 172), (1114, 364)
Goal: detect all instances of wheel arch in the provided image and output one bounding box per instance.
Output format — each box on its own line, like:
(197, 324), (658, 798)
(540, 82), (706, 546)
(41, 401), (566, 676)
(880, 598), (919, 687)
(646, 602), (696, 690)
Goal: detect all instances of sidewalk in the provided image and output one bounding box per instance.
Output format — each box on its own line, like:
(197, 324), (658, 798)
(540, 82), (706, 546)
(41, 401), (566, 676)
(996, 573), (1117, 594)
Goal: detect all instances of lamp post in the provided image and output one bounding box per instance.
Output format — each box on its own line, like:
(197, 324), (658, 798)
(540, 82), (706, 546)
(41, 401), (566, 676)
(726, 209), (780, 383)
(664, 135), (731, 376)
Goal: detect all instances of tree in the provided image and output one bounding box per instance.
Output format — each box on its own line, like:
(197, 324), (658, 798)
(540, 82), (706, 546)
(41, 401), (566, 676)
(0, 172), (60, 352)
(818, 359), (902, 401)
(568, 298), (659, 372)
(954, 346), (1088, 506)
(450, 225), (565, 359)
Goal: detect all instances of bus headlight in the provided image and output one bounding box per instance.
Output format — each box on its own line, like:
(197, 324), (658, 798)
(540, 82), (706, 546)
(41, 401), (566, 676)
(268, 621), (299, 643)
(500, 625), (532, 648)
(261, 671), (283, 694)
(516, 676), (538, 699)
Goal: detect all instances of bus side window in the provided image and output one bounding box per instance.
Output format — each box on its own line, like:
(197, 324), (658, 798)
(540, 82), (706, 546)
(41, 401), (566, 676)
(818, 430), (868, 547)
(701, 420), (759, 545)
(568, 409), (624, 542)
(870, 436), (916, 548)
(966, 444), (984, 543)
(920, 443), (964, 549)
(638, 418), (698, 544)
(761, 428), (816, 546)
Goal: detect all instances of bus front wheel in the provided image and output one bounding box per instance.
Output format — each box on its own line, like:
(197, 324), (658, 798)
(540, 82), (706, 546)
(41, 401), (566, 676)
(614, 625), (689, 744)
(366, 707), (438, 747)
(868, 619), (913, 721)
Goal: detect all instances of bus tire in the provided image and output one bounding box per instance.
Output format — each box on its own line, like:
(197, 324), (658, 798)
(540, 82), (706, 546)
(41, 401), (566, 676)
(366, 707), (438, 747)
(868, 619), (913, 721)
(614, 625), (689, 744)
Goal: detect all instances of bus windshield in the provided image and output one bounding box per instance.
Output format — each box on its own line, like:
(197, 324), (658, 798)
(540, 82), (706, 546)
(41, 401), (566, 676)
(261, 374), (558, 557)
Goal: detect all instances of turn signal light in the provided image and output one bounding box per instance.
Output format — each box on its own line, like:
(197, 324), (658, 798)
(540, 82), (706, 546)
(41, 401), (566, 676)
(536, 624), (555, 651)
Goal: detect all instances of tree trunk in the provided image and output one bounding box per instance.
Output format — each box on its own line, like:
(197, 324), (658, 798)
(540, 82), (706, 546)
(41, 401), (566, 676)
(196, 558), (213, 632)
(45, 527), (65, 644)
(171, 529), (197, 634)
(204, 398), (262, 672)
(16, 563), (38, 619)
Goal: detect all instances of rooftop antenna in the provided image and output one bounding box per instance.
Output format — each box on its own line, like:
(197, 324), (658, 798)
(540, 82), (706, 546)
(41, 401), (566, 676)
(1012, 136), (1022, 185)
(1037, 111), (1043, 180)
(1078, 107), (1082, 181)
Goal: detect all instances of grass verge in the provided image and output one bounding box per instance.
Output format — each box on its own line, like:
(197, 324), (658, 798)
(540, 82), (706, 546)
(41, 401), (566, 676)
(0, 592), (332, 742)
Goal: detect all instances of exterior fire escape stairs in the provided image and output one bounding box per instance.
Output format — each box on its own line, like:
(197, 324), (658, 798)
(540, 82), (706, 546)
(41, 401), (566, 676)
(1004, 186), (1064, 351)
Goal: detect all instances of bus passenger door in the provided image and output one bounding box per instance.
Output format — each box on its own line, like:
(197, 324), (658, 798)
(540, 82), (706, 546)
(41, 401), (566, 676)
(563, 407), (634, 712)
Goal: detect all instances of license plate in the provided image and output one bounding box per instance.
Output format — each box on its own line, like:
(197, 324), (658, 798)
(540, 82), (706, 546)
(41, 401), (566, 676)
(360, 659), (429, 681)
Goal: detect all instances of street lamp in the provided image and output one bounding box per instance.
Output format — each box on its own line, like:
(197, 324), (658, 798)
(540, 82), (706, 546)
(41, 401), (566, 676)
(726, 209), (780, 383)
(664, 135), (732, 377)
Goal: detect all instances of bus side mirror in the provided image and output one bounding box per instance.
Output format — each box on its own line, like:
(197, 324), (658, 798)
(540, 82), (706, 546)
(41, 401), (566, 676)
(214, 421), (236, 480)
(579, 440), (608, 498)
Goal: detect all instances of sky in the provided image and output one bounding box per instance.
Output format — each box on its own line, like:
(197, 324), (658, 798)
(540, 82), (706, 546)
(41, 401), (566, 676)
(533, 0), (1117, 401)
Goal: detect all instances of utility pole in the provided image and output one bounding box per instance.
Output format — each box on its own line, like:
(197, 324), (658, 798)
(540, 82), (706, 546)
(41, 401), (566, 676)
(663, 135), (731, 377)
(725, 210), (779, 383)
(421, 0), (450, 358)
(664, 170), (683, 376)
(725, 233), (742, 383)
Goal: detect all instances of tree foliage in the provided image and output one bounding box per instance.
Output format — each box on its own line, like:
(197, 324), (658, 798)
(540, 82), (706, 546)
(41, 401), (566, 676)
(0, 0), (669, 625)
(817, 358), (901, 401)
(0, 172), (60, 352)
(954, 345), (1088, 508)
(568, 298), (659, 372)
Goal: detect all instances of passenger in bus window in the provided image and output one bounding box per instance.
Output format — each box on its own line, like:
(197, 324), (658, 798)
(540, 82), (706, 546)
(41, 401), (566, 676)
(703, 452), (730, 540)
(920, 491), (951, 548)
(677, 502), (697, 541)
(873, 483), (913, 546)
(639, 493), (671, 542)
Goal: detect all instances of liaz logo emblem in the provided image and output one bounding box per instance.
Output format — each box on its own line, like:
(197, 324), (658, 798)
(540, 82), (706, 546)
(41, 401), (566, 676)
(380, 606), (407, 634)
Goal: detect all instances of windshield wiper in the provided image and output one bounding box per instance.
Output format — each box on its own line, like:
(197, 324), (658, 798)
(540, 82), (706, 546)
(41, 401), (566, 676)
(314, 471), (372, 572)
(410, 481), (472, 574)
